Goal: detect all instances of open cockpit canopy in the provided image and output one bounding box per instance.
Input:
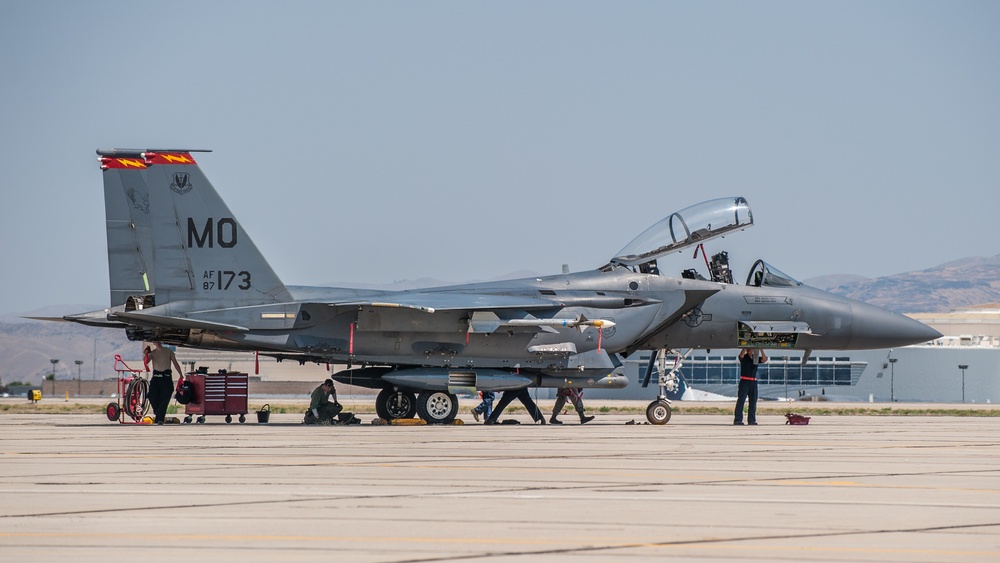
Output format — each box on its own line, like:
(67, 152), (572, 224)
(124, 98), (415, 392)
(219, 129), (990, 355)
(611, 197), (753, 266)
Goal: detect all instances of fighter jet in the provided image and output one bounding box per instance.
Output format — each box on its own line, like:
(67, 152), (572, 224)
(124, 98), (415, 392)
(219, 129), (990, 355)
(58, 149), (940, 424)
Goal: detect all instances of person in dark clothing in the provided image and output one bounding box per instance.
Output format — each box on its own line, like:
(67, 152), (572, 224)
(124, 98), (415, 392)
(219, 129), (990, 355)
(484, 388), (545, 425)
(307, 379), (343, 424)
(734, 347), (767, 425)
(143, 341), (183, 425)
(550, 387), (594, 424)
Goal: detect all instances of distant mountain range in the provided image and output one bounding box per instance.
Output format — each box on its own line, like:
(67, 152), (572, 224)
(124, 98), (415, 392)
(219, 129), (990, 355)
(804, 254), (1000, 314)
(0, 319), (133, 388)
(3, 257), (997, 387)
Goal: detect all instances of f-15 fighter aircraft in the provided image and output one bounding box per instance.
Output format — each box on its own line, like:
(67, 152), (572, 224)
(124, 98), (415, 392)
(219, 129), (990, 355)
(58, 149), (940, 424)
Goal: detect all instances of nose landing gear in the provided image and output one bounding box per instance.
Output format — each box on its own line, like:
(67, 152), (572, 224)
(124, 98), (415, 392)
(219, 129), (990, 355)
(645, 399), (672, 425)
(641, 348), (689, 425)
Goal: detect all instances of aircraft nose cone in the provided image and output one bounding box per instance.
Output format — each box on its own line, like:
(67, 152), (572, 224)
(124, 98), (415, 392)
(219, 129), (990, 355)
(849, 303), (942, 349)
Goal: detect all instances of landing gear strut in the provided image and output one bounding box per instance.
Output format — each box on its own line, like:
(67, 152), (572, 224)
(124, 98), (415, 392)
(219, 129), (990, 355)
(642, 348), (688, 425)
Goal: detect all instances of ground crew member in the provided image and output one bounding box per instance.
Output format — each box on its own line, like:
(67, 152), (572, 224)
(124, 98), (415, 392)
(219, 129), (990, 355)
(550, 387), (594, 424)
(307, 379), (343, 424)
(470, 390), (495, 422)
(734, 347), (766, 425)
(144, 341), (183, 425)
(484, 388), (545, 425)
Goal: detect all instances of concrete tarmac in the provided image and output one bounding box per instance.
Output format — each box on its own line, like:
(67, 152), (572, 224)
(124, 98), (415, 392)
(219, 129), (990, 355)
(2, 410), (999, 562)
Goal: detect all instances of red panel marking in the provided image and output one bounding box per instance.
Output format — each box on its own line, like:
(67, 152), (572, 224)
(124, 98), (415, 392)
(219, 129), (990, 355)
(100, 157), (147, 170)
(145, 152), (196, 165)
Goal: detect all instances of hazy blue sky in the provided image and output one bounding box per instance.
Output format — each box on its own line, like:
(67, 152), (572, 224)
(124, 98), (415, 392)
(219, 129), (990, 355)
(1, 1), (997, 315)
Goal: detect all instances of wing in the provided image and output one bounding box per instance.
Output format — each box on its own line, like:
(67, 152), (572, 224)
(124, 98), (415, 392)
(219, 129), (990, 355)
(329, 292), (563, 314)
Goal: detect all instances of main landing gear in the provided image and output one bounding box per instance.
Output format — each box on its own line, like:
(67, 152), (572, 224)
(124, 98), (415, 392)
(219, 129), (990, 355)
(375, 388), (417, 420)
(374, 387), (458, 424)
(416, 391), (459, 424)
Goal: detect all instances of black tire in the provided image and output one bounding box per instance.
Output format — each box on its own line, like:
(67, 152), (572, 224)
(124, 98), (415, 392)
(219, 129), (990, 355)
(416, 391), (458, 424)
(106, 402), (121, 422)
(238, 414), (246, 424)
(225, 415), (232, 424)
(376, 388), (418, 420)
(646, 400), (672, 425)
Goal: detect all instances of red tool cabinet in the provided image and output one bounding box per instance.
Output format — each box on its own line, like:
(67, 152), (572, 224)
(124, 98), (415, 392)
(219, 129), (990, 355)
(183, 372), (249, 423)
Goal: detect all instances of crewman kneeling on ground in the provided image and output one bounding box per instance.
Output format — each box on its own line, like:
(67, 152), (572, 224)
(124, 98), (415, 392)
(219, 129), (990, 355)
(304, 378), (359, 425)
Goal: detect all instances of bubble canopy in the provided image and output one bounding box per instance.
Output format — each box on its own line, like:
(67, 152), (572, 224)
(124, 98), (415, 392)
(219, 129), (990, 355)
(611, 197), (753, 266)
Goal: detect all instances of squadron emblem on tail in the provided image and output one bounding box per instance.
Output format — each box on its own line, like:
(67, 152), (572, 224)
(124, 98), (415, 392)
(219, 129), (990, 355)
(170, 172), (192, 195)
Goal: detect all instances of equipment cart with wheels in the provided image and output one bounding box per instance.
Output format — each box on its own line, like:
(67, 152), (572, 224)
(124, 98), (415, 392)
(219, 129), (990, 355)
(107, 354), (151, 424)
(183, 371), (249, 423)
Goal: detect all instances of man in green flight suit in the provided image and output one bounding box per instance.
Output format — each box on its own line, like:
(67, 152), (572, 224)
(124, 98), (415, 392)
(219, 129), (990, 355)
(307, 379), (343, 424)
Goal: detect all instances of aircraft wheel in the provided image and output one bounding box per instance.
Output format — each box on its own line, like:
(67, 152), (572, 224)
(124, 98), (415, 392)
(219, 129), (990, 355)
(646, 400), (672, 425)
(106, 402), (121, 422)
(416, 391), (458, 424)
(376, 388), (418, 420)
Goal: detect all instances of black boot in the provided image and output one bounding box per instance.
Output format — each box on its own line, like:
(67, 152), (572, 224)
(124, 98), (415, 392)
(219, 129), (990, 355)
(579, 412), (594, 424)
(549, 415), (563, 424)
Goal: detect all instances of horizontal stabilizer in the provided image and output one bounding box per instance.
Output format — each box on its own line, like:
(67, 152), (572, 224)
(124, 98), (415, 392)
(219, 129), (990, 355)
(24, 313), (129, 329)
(111, 311), (249, 332)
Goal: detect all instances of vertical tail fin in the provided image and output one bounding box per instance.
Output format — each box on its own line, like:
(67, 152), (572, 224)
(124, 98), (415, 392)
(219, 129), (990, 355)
(98, 152), (155, 308)
(137, 150), (291, 306)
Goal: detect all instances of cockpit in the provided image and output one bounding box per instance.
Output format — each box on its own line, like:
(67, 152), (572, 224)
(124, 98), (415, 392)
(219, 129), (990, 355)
(605, 196), (801, 287)
(744, 259), (801, 287)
